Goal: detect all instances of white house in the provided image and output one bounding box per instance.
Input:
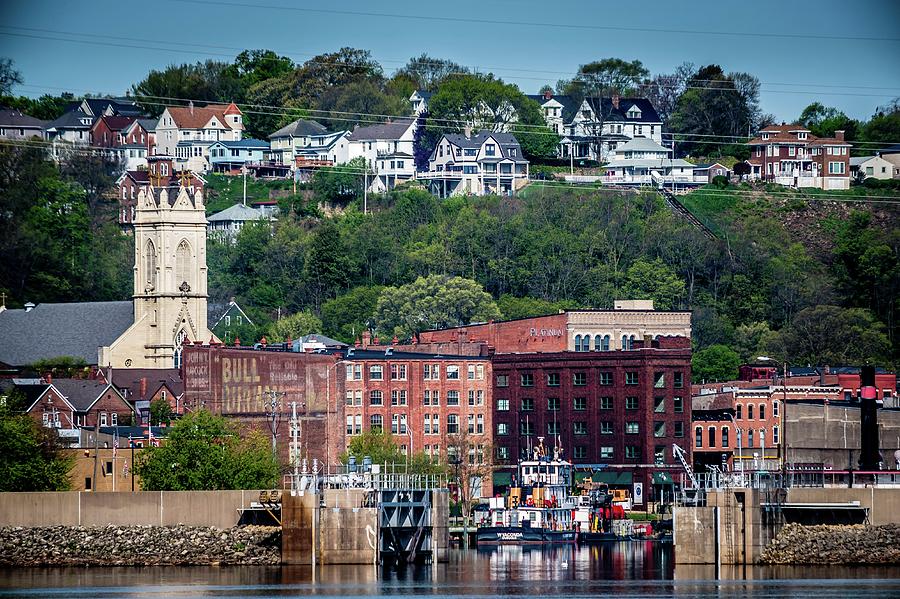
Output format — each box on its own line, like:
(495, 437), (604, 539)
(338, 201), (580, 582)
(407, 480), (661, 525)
(602, 137), (696, 187)
(268, 118), (350, 168)
(420, 131), (529, 197)
(347, 118), (417, 192)
(850, 155), (894, 181)
(206, 203), (274, 240)
(155, 102), (244, 172)
(409, 90), (432, 116)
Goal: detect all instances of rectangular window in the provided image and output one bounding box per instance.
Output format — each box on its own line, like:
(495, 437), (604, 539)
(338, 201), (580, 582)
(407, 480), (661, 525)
(446, 365), (460, 380)
(390, 390), (407, 406)
(625, 445), (640, 459)
(447, 414), (459, 434)
(424, 390), (431, 406)
(390, 364), (407, 380)
(600, 421), (613, 435)
(574, 397), (587, 411)
(111, 413), (118, 426)
(497, 398), (509, 411)
(468, 414), (475, 434)
(829, 161), (845, 174)
(468, 390), (476, 406)
(496, 374), (509, 387)
(574, 421), (587, 435)
(625, 396), (639, 410)
(369, 365), (383, 380)
(370, 415), (383, 431)
(674, 421), (684, 438)
(497, 422), (509, 436)
(467, 364), (477, 380)
(600, 446), (614, 459)
(521, 397), (534, 411)
(625, 372), (638, 385)
(599, 372), (612, 386)
(547, 421), (560, 435)
(369, 390), (383, 406)
(547, 373), (560, 387)
(548, 397), (560, 411)
(520, 421), (535, 436)
(345, 391), (354, 406)
(432, 414), (439, 435)
(674, 372), (684, 388)
(625, 421), (639, 434)
(346, 415), (354, 435)
(573, 373), (586, 386)
(654, 446), (665, 465)
(100, 413), (108, 427)
(447, 390), (459, 406)
(722, 426), (730, 448)
(600, 396), (613, 410)
(477, 414), (484, 434)
(497, 446), (509, 460)
(654, 422), (666, 437)
(574, 446), (587, 459)
(654, 396), (666, 413)
(520, 373), (534, 387)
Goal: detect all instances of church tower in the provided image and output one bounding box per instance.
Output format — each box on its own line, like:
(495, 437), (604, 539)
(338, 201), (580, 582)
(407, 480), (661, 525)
(100, 183), (215, 368)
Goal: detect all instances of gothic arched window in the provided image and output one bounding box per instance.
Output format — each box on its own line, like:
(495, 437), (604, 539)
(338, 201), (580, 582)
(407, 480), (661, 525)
(173, 329), (187, 368)
(145, 239), (156, 290)
(176, 239), (191, 291)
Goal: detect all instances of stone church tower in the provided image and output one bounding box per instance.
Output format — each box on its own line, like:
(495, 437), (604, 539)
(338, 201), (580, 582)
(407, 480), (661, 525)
(100, 185), (215, 368)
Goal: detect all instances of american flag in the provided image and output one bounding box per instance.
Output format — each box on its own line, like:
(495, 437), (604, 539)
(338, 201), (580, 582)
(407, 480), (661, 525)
(113, 429), (119, 458)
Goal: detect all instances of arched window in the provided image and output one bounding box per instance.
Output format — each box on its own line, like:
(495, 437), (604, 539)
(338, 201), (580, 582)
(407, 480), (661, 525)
(773, 400), (780, 418)
(747, 404), (754, 420)
(629, 334), (636, 348)
(747, 429), (754, 448)
(144, 239), (156, 290)
(594, 335), (603, 351)
(173, 329), (187, 368)
(695, 426), (703, 448)
(574, 335), (582, 352)
(759, 404), (766, 420)
(581, 335), (590, 352)
(602, 335), (610, 351)
(773, 426), (780, 445)
(708, 426), (716, 448)
(736, 405), (742, 420)
(175, 239), (191, 290)
(622, 335), (629, 350)
(721, 426), (730, 448)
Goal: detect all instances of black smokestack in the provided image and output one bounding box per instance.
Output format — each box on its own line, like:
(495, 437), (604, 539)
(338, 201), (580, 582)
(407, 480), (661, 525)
(858, 365), (881, 471)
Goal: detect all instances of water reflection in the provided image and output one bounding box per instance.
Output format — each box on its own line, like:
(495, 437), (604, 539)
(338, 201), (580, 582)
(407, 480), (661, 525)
(3, 544), (900, 598)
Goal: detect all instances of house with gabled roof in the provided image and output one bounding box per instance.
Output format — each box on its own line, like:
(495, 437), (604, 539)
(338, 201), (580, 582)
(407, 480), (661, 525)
(409, 90), (432, 115)
(45, 110), (94, 155)
(116, 156), (205, 229)
(207, 203), (274, 240)
(420, 130), (529, 197)
(106, 367), (184, 419)
(208, 298), (255, 344)
(268, 118), (350, 170)
(155, 102), (244, 172)
(746, 124), (852, 189)
(347, 118), (418, 192)
(602, 137), (697, 188)
(68, 97), (143, 120)
(208, 138), (270, 173)
(0, 108), (47, 140)
(526, 91), (579, 136)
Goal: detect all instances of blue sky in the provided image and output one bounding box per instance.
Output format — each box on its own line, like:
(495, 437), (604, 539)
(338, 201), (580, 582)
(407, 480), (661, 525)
(2, 0), (899, 122)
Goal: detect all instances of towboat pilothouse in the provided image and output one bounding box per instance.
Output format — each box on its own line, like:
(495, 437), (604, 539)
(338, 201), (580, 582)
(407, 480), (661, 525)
(476, 439), (577, 545)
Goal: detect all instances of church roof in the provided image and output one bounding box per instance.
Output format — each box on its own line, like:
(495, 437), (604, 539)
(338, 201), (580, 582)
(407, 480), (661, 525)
(0, 301), (134, 367)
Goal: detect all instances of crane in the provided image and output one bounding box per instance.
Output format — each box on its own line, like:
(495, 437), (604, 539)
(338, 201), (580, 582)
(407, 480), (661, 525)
(672, 443), (698, 490)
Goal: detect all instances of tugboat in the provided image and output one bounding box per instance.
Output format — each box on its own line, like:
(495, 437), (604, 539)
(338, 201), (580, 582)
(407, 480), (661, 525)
(476, 439), (577, 545)
(574, 480), (631, 543)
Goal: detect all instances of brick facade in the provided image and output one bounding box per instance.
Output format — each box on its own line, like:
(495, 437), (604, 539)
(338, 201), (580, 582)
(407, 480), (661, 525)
(490, 341), (692, 500)
(747, 124), (851, 189)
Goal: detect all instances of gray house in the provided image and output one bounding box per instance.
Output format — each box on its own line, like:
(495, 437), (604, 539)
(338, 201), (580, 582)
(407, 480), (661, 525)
(0, 109), (47, 140)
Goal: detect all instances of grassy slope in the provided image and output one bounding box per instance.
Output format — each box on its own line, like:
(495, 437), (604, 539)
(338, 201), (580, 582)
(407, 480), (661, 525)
(203, 173), (295, 215)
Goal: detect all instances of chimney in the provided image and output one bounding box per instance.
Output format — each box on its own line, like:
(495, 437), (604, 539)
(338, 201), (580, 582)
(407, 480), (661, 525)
(361, 331), (371, 349)
(835, 130), (845, 142)
(24, 301), (35, 312)
(543, 89), (552, 101)
(612, 94), (620, 110)
(189, 100), (194, 115)
(140, 377), (147, 400)
(464, 124), (472, 138)
(858, 365), (881, 470)
(44, 372), (52, 384)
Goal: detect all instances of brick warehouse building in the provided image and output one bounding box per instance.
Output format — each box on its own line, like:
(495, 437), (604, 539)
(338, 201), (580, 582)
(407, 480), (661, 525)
(489, 337), (692, 505)
(339, 348), (492, 481)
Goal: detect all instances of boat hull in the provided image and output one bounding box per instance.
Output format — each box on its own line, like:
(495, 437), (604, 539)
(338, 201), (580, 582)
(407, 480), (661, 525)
(577, 531), (625, 543)
(476, 526), (576, 545)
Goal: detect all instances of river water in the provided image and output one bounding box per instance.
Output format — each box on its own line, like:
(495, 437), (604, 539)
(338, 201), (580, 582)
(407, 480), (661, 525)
(2, 543), (900, 597)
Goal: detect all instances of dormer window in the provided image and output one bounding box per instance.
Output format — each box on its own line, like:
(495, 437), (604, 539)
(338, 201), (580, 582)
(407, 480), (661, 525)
(762, 133), (769, 140)
(798, 132), (807, 140)
(626, 106), (641, 119)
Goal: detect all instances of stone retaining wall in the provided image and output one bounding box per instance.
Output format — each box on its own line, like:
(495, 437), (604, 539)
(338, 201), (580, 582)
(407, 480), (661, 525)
(761, 523), (900, 565)
(0, 525), (281, 566)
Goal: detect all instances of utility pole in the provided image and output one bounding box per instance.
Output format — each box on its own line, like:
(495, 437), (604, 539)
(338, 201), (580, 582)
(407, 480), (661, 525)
(363, 166), (368, 215)
(290, 401), (299, 492)
(265, 391), (282, 457)
(242, 166), (247, 206)
(92, 421), (100, 492)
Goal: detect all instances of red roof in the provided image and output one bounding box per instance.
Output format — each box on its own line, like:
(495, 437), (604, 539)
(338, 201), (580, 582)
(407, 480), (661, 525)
(223, 102), (242, 115)
(95, 115), (137, 132)
(167, 104), (239, 130)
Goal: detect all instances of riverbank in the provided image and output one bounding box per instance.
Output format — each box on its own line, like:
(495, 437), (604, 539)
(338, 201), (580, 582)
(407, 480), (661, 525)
(0, 525), (280, 566)
(761, 523), (900, 565)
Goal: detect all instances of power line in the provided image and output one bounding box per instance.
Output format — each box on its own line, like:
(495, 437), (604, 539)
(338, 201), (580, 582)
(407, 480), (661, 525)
(166, 0), (900, 43)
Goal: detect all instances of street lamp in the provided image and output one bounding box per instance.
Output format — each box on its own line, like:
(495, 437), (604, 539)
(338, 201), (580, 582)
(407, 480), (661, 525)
(728, 413), (744, 486)
(758, 356), (788, 475)
(325, 359), (351, 475)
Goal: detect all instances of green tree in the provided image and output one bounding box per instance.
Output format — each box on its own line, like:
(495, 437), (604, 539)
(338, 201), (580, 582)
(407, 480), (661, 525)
(558, 58), (649, 103)
(374, 274), (501, 339)
(621, 258), (686, 310)
(341, 428), (404, 465)
(312, 156), (367, 203)
(149, 399), (175, 426)
(0, 402), (72, 492)
(304, 220), (353, 310)
(131, 60), (245, 117)
(767, 305), (892, 367)
(321, 285), (383, 343)
(733, 321), (776, 363)
(0, 57), (22, 95)
(798, 102), (860, 140)
(496, 294), (565, 320)
(135, 410), (279, 491)
(267, 309), (323, 341)
(692, 344), (741, 382)
(862, 98), (900, 147)
(395, 54), (469, 91)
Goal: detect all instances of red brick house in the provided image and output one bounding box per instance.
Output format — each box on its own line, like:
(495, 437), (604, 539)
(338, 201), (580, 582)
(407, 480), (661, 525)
(746, 124), (852, 189)
(90, 115), (137, 148)
(115, 156), (205, 228)
(106, 367), (184, 422)
(21, 377), (135, 431)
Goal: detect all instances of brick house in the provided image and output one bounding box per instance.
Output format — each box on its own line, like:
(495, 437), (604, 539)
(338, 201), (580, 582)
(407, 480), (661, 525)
(489, 338), (692, 504)
(21, 377), (134, 432)
(90, 115), (137, 148)
(746, 124), (852, 189)
(107, 367), (184, 422)
(340, 348), (493, 475)
(116, 156), (205, 229)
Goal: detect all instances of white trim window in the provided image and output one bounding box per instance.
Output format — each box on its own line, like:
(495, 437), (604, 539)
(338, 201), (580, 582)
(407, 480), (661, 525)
(828, 161), (846, 174)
